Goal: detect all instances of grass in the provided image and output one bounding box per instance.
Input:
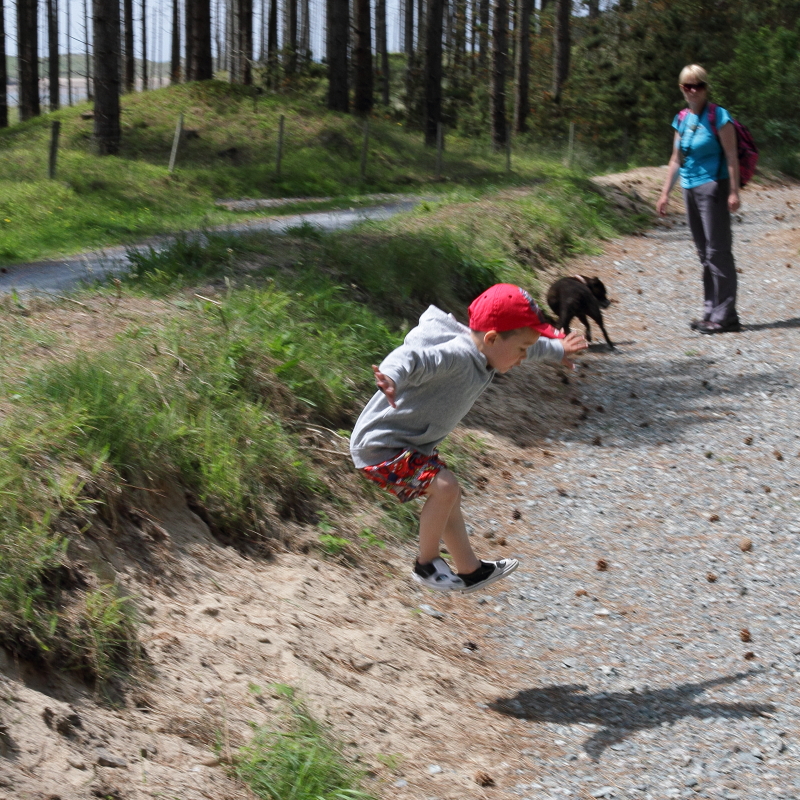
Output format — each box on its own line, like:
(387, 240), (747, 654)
(0, 78), (641, 265)
(233, 685), (375, 800)
(0, 145), (642, 685)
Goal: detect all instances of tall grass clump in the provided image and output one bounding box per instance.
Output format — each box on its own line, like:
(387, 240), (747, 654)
(233, 685), (375, 800)
(72, 585), (140, 684)
(0, 406), (141, 684)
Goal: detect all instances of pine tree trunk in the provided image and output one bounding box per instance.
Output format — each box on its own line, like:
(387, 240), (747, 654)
(586, 0), (598, 18)
(123, 0), (134, 91)
(268, 0), (278, 85)
(93, 0), (121, 154)
(215, 0), (222, 73)
(284, 0), (298, 73)
(0, 0), (7, 127)
(552, 0), (569, 99)
(490, 0), (507, 149)
(187, 0), (212, 80)
(83, 0), (92, 99)
(451, 0), (465, 94)
(185, 0), (195, 79)
(47, 0), (60, 110)
(66, 0), (72, 103)
(404, 0), (414, 55)
(17, 0), (40, 120)
(375, 0), (389, 104)
(141, 0), (148, 89)
(171, 0), (181, 82)
(353, 0), (373, 113)
(423, 0), (443, 145)
(241, 0), (252, 84)
(403, 0), (415, 109)
(478, 0), (489, 69)
(513, 0), (531, 132)
(326, 0), (349, 110)
(300, 0), (310, 62)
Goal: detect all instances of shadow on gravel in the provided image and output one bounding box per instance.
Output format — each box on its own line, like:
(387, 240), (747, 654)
(742, 317), (800, 331)
(466, 353), (793, 448)
(490, 671), (773, 760)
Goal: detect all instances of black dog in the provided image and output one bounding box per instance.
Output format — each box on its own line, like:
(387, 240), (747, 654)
(546, 275), (614, 349)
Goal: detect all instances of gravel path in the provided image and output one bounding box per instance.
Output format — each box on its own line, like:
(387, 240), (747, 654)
(456, 182), (800, 800)
(0, 200), (419, 296)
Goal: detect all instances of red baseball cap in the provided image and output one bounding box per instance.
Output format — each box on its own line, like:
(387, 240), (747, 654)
(468, 284), (565, 339)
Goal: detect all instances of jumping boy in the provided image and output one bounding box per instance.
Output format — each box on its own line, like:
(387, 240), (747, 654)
(350, 283), (587, 594)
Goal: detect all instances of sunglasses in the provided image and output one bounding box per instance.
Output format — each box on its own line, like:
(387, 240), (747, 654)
(681, 82), (707, 91)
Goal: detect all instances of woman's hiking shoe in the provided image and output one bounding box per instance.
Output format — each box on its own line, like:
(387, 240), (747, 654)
(412, 557), (466, 592)
(697, 318), (741, 334)
(457, 559), (519, 594)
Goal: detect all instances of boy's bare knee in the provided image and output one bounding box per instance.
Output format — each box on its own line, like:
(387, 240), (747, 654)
(429, 468), (461, 501)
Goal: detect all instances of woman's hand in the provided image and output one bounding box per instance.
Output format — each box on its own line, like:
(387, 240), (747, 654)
(728, 191), (740, 213)
(657, 133), (682, 217)
(372, 365), (397, 408)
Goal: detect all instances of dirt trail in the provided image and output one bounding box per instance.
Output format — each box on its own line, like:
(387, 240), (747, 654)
(1, 169), (799, 800)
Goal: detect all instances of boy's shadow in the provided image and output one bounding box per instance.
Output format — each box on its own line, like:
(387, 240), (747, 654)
(490, 671), (773, 760)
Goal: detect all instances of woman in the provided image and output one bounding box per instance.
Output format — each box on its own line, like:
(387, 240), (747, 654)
(657, 64), (741, 334)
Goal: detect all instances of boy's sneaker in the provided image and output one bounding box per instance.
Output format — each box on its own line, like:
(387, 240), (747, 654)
(457, 559), (519, 594)
(412, 557), (466, 592)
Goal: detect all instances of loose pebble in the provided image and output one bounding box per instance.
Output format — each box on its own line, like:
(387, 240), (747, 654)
(95, 749), (128, 768)
(418, 604), (445, 619)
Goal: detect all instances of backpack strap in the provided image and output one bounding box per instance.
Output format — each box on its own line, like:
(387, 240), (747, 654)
(706, 102), (718, 137)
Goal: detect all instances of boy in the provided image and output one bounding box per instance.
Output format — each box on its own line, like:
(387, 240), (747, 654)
(350, 284), (587, 594)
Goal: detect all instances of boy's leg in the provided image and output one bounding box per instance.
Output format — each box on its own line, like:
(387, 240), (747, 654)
(418, 468), (481, 574)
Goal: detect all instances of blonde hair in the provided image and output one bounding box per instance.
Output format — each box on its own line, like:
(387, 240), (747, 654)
(678, 64), (709, 87)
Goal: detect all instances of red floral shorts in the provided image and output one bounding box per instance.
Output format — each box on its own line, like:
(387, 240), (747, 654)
(359, 449), (446, 503)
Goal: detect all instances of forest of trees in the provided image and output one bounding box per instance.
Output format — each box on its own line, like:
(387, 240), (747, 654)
(3, 0), (800, 169)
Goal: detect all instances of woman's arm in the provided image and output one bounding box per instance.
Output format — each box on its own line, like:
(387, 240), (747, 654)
(656, 132), (682, 216)
(718, 121), (740, 212)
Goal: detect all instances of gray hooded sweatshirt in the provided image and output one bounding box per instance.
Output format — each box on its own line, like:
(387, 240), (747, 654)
(349, 305), (565, 468)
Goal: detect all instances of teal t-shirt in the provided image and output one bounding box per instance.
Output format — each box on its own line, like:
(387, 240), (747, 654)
(672, 104), (732, 189)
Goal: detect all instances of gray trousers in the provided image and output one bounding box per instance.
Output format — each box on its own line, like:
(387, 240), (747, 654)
(683, 179), (738, 324)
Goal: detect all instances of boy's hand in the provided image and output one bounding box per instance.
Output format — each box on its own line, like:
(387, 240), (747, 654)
(372, 365), (397, 408)
(560, 331), (588, 369)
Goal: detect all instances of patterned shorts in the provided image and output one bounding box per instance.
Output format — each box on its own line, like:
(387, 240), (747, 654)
(359, 449), (446, 503)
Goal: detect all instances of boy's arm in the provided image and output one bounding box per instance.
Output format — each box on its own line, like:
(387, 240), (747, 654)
(372, 346), (448, 407)
(526, 331), (588, 368)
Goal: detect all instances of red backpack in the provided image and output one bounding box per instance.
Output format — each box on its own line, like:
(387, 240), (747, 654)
(677, 102), (759, 187)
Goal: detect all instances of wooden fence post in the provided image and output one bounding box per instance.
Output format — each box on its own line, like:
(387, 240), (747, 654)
(48, 120), (61, 179)
(435, 122), (443, 180)
(168, 113), (184, 173)
(276, 115), (285, 179)
(566, 121), (575, 167)
(360, 119), (369, 182)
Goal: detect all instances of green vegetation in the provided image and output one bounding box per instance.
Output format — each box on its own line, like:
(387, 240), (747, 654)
(233, 685), (375, 800)
(0, 78), (630, 265)
(0, 137), (639, 686)
(523, 2), (800, 172)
